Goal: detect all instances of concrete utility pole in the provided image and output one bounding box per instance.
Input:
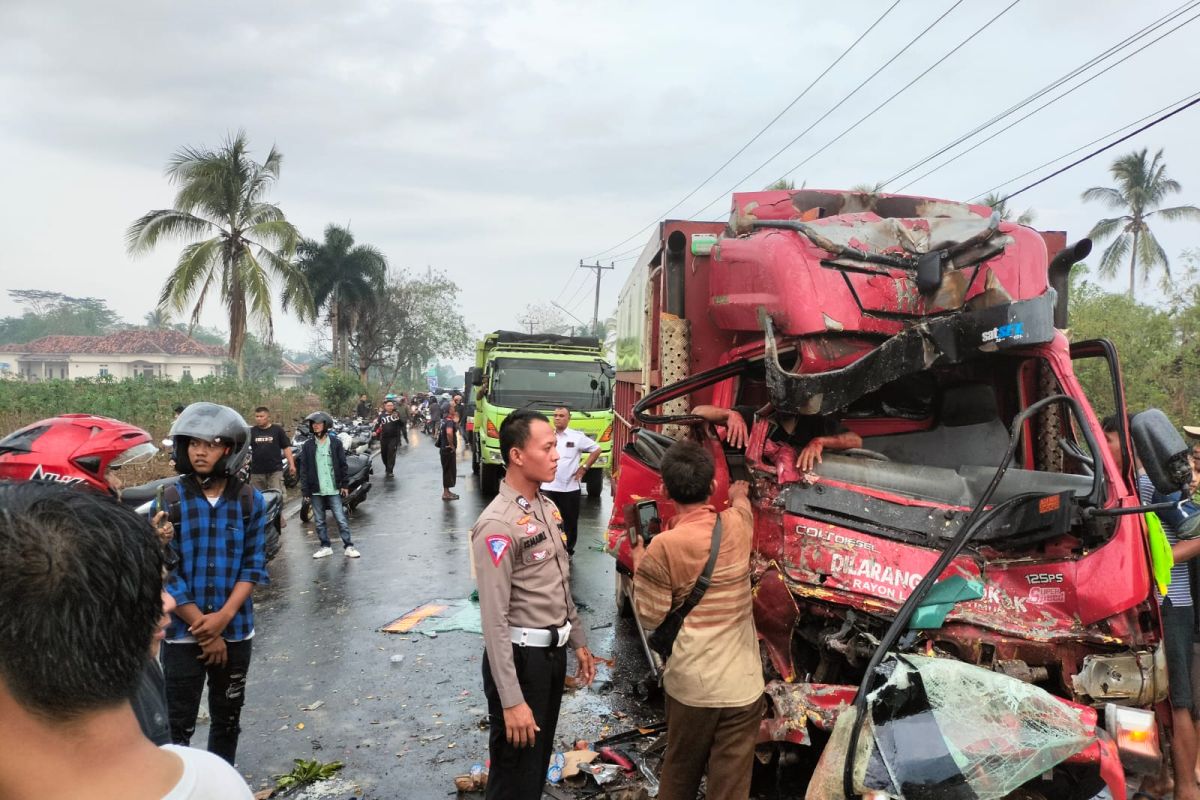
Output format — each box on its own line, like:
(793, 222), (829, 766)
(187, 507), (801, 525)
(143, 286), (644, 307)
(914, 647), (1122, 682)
(579, 260), (614, 337)
(518, 316), (536, 335)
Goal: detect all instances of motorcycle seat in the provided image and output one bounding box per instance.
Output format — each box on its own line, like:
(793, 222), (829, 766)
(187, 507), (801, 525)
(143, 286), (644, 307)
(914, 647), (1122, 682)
(120, 476), (180, 504)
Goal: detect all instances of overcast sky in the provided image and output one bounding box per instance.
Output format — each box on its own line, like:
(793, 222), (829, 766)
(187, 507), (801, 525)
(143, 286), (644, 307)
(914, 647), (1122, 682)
(2, 0), (1198, 364)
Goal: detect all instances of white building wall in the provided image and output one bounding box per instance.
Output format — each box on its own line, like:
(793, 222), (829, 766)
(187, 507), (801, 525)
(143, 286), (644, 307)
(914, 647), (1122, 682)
(17, 353), (225, 380)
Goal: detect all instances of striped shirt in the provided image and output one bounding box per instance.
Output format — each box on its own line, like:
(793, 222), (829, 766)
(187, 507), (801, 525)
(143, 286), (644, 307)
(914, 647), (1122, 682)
(1139, 473), (1192, 608)
(633, 502), (764, 707)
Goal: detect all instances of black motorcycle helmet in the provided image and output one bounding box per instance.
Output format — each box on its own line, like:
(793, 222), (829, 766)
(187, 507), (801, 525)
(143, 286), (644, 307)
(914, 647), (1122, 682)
(170, 403), (251, 478)
(305, 411), (335, 435)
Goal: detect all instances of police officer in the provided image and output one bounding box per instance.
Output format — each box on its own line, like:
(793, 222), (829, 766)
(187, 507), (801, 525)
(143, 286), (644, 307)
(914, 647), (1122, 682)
(471, 409), (595, 798)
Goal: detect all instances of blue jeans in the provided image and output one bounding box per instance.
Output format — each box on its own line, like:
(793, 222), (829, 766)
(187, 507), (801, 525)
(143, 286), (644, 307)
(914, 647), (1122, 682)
(311, 493), (353, 548)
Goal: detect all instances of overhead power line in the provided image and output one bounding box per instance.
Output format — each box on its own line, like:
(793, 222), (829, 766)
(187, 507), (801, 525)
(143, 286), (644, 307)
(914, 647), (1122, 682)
(995, 94), (1200, 204)
(881, 0), (1200, 190)
(895, 6), (1200, 192)
(969, 89), (1200, 202)
(688, 0), (1019, 220)
(579, 0), (905, 262)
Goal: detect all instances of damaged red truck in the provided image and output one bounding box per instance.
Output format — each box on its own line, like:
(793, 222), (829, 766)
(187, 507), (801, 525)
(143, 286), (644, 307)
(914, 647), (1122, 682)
(606, 189), (1183, 799)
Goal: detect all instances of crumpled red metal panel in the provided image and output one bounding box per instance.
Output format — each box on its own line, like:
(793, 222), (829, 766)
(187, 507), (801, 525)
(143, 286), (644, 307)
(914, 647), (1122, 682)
(752, 564), (800, 681)
(759, 680), (856, 745)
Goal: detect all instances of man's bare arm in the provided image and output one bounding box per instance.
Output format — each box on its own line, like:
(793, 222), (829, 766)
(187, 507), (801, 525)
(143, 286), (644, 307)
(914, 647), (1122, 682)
(691, 405), (749, 448)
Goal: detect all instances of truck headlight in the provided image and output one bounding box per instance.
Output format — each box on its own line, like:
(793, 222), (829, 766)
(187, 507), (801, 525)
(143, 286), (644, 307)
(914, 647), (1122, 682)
(1072, 645), (1167, 706)
(1105, 703), (1162, 774)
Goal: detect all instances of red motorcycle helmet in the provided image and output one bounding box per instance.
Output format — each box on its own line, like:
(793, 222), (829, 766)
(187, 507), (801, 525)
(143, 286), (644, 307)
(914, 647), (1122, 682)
(0, 414), (158, 494)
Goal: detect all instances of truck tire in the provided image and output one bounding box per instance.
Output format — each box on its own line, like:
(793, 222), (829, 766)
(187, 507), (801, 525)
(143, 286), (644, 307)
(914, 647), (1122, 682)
(585, 468), (604, 498)
(481, 463), (502, 495)
(471, 434), (481, 475)
(615, 570), (633, 618)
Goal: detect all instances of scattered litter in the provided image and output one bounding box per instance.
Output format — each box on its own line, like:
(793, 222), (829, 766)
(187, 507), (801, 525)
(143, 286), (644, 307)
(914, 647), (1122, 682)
(295, 723), (305, 730)
(598, 746), (636, 772)
(453, 763), (488, 792)
(389, 654), (405, 665)
(578, 762), (623, 785)
(253, 789), (274, 800)
(381, 602), (448, 633)
(591, 621), (613, 630)
(299, 701), (325, 712)
(381, 598), (483, 637)
(562, 749), (599, 778)
(547, 752), (566, 784)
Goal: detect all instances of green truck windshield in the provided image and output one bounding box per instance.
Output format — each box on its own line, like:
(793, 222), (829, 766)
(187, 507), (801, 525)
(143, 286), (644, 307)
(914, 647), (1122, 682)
(491, 357), (611, 411)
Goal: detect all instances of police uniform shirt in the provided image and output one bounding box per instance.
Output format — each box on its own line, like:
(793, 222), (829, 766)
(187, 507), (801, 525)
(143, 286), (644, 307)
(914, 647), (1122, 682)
(471, 481), (587, 708)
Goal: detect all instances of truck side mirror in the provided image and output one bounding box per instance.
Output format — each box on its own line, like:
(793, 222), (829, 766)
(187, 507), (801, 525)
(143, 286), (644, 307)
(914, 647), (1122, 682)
(471, 370), (483, 387)
(1132, 409), (1191, 494)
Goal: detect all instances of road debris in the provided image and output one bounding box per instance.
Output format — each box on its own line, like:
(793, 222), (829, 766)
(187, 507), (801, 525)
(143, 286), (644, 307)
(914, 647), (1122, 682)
(299, 701), (324, 712)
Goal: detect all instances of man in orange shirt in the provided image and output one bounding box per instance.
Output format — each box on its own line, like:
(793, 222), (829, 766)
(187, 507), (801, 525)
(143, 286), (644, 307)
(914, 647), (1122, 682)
(629, 441), (764, 799)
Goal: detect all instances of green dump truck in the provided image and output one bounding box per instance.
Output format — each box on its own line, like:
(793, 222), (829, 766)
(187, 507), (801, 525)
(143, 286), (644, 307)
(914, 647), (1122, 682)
(468, 331), (614, 496)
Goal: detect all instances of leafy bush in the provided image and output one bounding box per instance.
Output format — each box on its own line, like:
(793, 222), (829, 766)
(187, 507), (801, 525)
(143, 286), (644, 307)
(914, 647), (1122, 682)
(0, 376), (316, 440)
(315, 368), (365, 416)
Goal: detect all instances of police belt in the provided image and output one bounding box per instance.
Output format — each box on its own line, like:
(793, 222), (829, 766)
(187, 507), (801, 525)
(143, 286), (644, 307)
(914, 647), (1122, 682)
(510, 622), (571, 648)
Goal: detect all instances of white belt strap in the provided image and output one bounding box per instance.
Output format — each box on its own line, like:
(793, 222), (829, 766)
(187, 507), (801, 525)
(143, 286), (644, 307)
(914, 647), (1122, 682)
(510, 622), (571, 647)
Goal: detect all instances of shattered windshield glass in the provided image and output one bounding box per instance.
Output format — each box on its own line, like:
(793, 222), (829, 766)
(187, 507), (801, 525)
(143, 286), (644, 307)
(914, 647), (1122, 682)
(807, 655), (1093, 800)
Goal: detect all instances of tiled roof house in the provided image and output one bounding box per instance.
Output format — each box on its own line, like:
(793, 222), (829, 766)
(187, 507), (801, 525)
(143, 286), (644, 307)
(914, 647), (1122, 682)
(0, 330), (227, 381)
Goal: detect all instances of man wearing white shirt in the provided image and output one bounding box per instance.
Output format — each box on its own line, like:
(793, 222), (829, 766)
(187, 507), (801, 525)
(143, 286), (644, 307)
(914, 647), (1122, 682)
(541, 406), (601, 555)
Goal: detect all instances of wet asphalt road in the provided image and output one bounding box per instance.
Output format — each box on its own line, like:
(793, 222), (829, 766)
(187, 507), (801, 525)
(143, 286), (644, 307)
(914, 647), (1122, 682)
(222, 430), (659, 798)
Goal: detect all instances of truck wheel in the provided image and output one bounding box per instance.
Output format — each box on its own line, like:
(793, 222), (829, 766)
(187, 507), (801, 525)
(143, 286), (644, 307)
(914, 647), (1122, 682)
(585, 469), (604, 497)
(481, 463), (501, 495)
(615, 570), (633, 618)
(471, 435), (481, 475)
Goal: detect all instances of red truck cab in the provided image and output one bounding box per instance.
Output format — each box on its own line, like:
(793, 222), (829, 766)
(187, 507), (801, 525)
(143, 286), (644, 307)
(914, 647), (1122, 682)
(608, 189), (1168, 798)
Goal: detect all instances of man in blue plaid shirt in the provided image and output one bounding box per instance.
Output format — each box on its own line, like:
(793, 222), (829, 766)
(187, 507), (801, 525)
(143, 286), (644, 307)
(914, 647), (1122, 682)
(156, 403), (268, 766)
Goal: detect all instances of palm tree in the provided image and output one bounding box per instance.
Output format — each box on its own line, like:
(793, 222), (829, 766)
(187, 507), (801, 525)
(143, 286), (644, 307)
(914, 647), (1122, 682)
(295, 224), (388, 371)
(1081, 148), (1200, 299)
(143, 308), (175, 330)
(982, 192), (1036, 226)
(126, 131), (313, 378)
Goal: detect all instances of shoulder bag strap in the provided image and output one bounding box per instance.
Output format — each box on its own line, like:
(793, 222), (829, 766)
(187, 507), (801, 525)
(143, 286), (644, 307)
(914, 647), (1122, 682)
(672, 515), (724, 622)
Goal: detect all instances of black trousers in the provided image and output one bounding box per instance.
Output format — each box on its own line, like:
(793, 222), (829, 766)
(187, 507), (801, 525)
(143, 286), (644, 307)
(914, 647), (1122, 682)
(542, 489), (581, 554)
(381, 436), (400, 474)
(441, 446), (457, 488)
(161, 639), (253, 765)
(482, 644), (567, 800)
(396, 420), (408, 443)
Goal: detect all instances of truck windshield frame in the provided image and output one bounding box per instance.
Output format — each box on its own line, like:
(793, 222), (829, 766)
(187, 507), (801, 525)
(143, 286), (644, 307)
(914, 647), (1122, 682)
(489, 357), (611, 412)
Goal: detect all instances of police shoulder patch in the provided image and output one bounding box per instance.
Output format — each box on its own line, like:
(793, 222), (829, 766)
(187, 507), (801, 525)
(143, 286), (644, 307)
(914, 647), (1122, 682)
(485, 535), (510, 566)
(516, 496), (532, 512)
